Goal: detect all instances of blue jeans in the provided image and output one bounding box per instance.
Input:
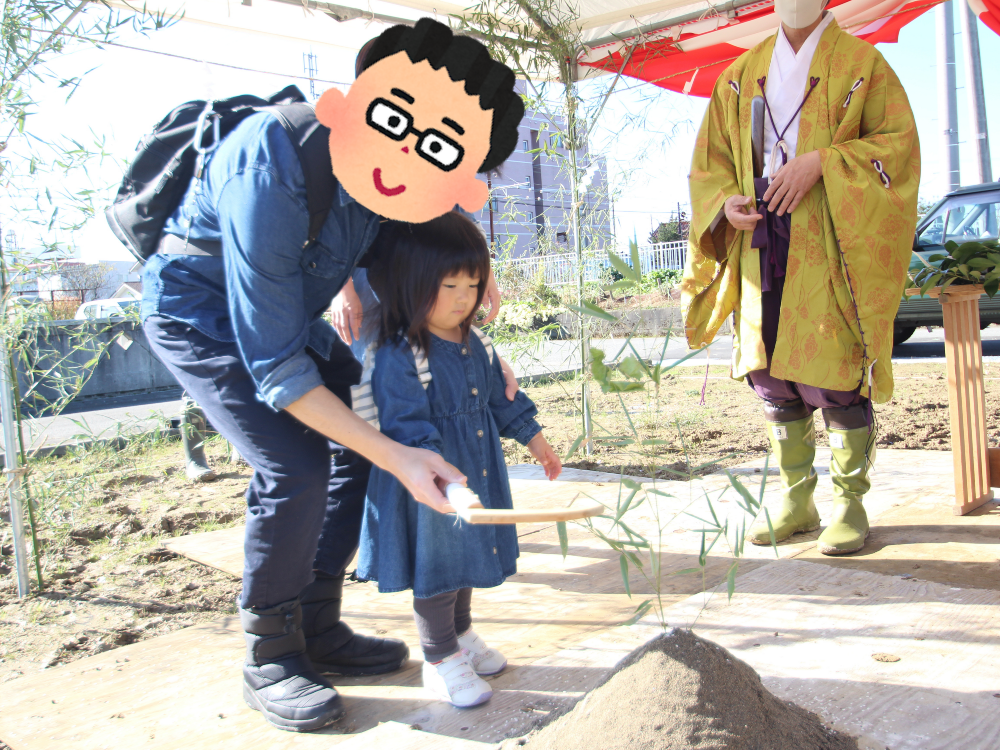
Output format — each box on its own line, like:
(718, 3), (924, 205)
(144, 315), (370, 609)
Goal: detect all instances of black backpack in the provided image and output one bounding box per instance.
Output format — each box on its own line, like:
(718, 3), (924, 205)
(106, 85), (335, 262)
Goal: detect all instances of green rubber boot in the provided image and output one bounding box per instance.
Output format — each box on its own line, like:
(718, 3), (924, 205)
(747, 414), (821, 545)
(818, 425), (873, 555)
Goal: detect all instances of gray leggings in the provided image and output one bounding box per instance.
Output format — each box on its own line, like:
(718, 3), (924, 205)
(412, 588), (473, 661)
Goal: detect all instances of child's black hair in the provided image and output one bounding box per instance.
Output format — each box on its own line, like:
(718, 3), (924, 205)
(359, 18), (524, 173)
(367, 212), (491, 352)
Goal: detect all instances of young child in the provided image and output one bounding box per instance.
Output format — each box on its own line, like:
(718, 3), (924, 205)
(357, 212), (561, 708)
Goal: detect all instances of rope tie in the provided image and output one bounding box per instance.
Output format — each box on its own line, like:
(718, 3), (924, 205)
(756, 75), (820, 178)
(843, 77), (864, 108)
(870, 158), (891, 188)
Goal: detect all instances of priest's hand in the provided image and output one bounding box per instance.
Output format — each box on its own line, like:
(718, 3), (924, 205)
(724, 195), (763, 231)
(763, 151), (823, 216)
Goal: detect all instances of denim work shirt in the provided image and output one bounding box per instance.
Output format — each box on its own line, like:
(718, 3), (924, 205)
(358, 332), (542, 598)
(141, 111), (382, 410)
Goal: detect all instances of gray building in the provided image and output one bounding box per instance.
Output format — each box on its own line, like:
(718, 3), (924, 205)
(477, 86), (612, 260)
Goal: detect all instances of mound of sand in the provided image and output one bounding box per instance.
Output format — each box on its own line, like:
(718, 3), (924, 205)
(511, 629), (858, 750)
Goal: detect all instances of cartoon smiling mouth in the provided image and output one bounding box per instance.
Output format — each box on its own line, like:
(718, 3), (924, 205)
(373, 168), (406, 197)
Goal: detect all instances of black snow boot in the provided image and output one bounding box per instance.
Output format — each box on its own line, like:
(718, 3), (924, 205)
(240, 598), (345, 732)
(300, 571), (410, 676)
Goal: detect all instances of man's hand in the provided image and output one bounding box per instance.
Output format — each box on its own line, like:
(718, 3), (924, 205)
(527, 433), (562, 481)
(724, 195), (763, 231)
(499, 355), (519, 401)
(762, 150), (823, 216)
(387, 445), (467, 513)
(480, 269), (501, 324)
(330, 277), (363, 345)
(285, 384), (465, 513)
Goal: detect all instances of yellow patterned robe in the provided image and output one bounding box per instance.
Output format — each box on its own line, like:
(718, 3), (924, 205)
(682, 19), (919, 403)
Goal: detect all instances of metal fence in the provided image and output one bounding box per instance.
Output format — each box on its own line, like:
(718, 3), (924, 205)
(494, 241), (687, 287)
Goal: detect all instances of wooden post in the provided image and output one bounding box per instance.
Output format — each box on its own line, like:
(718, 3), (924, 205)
(908, 285), (994, 514)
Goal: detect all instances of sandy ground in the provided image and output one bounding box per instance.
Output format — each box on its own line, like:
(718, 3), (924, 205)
(1, 360), (996, 697)
(503, 361), (978, 479)
(0, 438), (246, 688)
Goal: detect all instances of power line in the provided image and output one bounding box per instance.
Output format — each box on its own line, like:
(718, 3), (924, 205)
(98, 39), (354, 86)
(31, 28), (354, 87)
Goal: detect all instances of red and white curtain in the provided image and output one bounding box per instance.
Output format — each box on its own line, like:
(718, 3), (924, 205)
(968, 0), (1000, 35)
(579, 0), (961, 97)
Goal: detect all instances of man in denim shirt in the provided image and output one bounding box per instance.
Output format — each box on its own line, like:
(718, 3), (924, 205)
(141, 20), (523, 732)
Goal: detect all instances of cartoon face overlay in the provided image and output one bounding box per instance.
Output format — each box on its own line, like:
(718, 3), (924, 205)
(316, 52), (492, 223)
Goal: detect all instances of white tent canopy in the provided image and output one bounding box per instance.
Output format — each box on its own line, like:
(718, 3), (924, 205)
(109, 0), (940, 96)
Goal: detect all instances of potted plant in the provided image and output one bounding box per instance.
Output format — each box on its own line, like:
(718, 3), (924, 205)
(908, 238), (1000, 298)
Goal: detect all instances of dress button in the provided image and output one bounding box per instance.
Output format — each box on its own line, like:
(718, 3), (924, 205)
(482, 469), (488, 477)
(477, 430), (484, 438)
(461, 347), (468, 355)
(309, 261), (317, 268)
(471, 388), (478, 396)
(493, 547), (497, 555)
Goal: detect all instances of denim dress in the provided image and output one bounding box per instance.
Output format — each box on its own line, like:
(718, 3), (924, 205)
(358, 332), (542, 598)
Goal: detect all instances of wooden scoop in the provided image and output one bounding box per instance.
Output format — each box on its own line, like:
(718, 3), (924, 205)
(444, 483), (605, 524)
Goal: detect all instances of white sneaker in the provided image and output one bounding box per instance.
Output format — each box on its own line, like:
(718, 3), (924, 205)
(422, 649), (493, 708)
(457, 629), (507, 676)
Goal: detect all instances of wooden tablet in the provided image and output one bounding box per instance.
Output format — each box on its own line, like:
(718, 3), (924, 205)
(444, 483), (605, 524)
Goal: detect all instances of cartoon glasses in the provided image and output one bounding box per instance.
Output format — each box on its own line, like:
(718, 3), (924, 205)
(366, 98), (465, 172)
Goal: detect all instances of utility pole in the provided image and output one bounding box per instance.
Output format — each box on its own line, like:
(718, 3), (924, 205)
(0, 226), (31, 598)
(937, 1), (961, 192)
(303, 51), (318, 101)
(961, 1), (993, 183)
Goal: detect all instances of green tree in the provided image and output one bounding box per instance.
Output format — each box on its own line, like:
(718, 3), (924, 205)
(1, 1), (177, 595)
(648, 214), (688, 244)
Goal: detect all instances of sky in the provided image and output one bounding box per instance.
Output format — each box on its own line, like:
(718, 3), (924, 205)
(10, 0), (1000, 262)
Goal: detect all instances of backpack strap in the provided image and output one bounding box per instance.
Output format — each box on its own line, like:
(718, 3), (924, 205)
(471, 326), (495, 365)
(266, 103), (335, 247)
(350, 342), (381, 428)
(160, 103), (335, 258)
(350, 339), (433, 428)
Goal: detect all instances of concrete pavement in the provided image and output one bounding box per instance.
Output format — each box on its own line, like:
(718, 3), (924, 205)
(14, 326), (986, 453)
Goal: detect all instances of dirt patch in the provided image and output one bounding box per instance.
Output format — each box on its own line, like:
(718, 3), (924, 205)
(508, 629), (859, 750)
(0, 436), (246, 685)
(505, 362), (997, 479)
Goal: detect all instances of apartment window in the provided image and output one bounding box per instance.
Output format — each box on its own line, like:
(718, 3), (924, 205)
(556, 231), (568, 244)
(526, 212), (534, 224)
(523, 140), (529, 152)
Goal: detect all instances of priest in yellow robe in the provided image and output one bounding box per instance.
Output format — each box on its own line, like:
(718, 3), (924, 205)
(682, 0), (919, 554)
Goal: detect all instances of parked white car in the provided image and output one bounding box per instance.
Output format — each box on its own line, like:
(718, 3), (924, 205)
(74, 298), (140, 321)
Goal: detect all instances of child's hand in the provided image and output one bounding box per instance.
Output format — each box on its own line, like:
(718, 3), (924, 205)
(527, 433), (562, 481)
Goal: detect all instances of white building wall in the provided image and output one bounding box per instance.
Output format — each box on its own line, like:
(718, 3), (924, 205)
(476, 85), (612, 260)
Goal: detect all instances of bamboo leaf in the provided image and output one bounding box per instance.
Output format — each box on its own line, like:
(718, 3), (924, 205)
(615, 488), (640, 521)
(564, 433), (587, 459)
(619, 554), (632, 598)
(764, 507), (779, 557)
(557, 521), (569, 560)
(726, 562), (739, 601)
(630, 237), (642, 280)
(623, 599), (654, 626)
(566, 300), (617, 322)
(607, 250), (640, 282)
(758, 453), (771, 505)
(724, 469), (760, 513)
(669, 567), (702, 577)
